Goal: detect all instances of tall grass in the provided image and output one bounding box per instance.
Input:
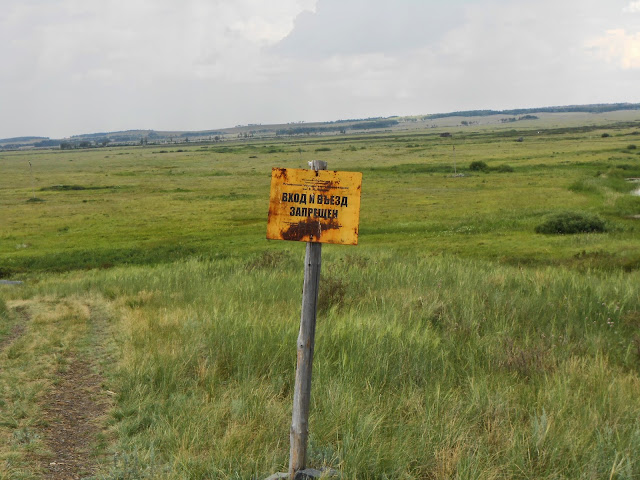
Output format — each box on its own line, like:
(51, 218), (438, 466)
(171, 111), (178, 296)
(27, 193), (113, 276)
(23, 250), (640, 479)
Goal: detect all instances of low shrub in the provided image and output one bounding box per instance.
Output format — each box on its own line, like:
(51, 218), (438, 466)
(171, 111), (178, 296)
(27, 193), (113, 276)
(469, 161), (488, 171)
(628, 144), (637, 150)
(535, 211), (607, 234)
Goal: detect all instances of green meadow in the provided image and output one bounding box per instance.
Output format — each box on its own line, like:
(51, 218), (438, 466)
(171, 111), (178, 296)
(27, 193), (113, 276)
(1, 114), (640, 479)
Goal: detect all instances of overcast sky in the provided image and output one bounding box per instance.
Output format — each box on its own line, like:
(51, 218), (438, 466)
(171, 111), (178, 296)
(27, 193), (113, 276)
(2, 0), (640, 139)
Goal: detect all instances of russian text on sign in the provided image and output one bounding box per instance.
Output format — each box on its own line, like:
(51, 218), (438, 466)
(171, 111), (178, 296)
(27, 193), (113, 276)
(267, 168), (362, 245)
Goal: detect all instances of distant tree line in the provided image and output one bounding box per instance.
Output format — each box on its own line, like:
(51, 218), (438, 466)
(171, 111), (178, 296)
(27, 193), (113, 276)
(276, 119), (399, 136)
(350, 119), (399, 130)
(180, 131), (224, 138)
(60, 141), (92, 149)
(60, 138), (111, 149)
(276, 126), (342, 135)
(321, 116), (393, 125)
(33, 139), (62, 147)
(501, 115), (539, 123)
(0, 143), (27, 150)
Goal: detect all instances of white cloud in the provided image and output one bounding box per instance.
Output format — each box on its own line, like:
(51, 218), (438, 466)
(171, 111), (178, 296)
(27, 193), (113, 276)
(0, 0), (318, 137)
(588, 29), (640, 69)
(265, 0), (640, 122)
(273, 0), (472, 58)
(624, 1), (640, 13)
(1, 0), (317, 83)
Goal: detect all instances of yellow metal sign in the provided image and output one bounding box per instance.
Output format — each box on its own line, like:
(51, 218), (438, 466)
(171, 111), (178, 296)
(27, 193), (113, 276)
(267, 168), (362, 245)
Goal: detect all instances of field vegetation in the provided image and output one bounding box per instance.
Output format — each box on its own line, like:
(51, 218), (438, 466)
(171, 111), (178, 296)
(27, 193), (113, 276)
(1, 113), (640, 479)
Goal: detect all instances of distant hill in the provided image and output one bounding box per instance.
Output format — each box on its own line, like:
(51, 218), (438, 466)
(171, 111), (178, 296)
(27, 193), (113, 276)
(423, 103), (640, 120)
(1, 103), (639, 151)
(0, 136), (49, 142)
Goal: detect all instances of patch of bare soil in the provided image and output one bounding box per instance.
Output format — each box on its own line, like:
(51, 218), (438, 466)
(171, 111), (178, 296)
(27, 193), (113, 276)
(39, 357), (109, 480)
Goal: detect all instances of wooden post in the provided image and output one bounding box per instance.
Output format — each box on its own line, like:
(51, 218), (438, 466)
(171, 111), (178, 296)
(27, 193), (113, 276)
(29, 161), (35, 199)
(289, 160), (327, 479)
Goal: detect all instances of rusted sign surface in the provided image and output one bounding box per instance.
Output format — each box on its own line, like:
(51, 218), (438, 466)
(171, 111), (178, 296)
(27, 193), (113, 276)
(267, 168), (362, 245)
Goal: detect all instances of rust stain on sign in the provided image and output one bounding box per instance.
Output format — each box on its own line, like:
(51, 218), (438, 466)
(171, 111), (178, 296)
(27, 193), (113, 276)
(267, 168), (362, 245)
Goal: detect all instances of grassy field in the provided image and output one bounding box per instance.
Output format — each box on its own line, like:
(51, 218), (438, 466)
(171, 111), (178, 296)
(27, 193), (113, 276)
(1, 113), (640, 479)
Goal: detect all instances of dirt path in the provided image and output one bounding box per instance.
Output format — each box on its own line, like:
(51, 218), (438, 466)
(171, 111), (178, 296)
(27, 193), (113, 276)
(40, 356), (109, 480)
(2, 298), (114, 479)
(0, 322), (26, 351)
(0, 305), (27, 351)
